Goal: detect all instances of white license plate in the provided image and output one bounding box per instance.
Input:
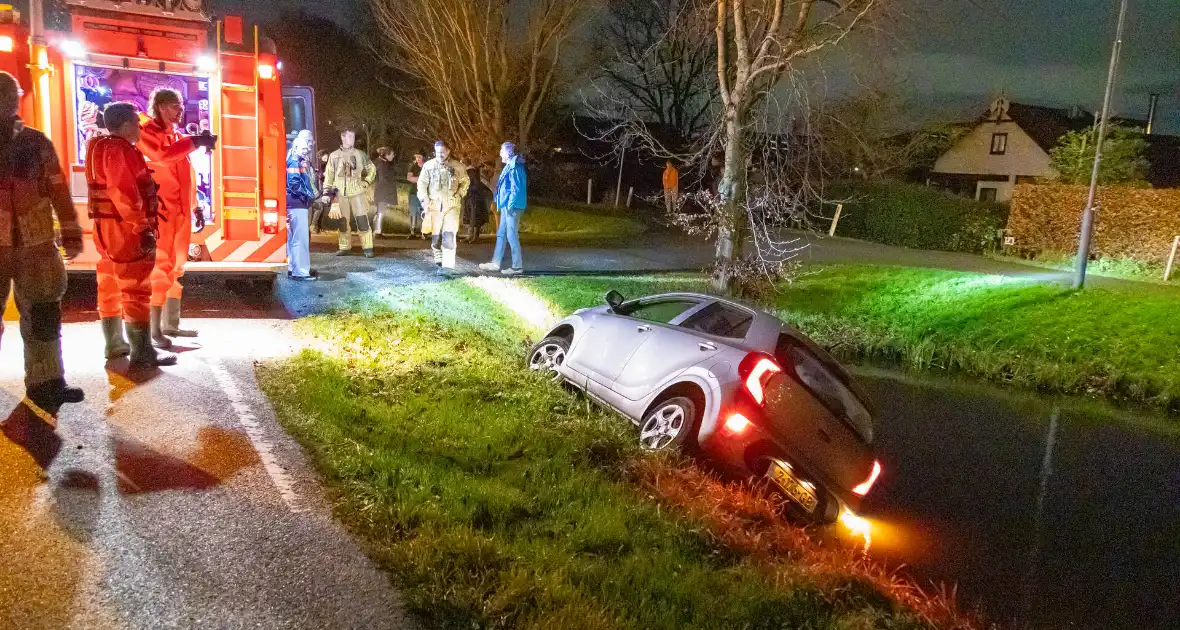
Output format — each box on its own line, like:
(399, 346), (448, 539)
(768, 460), (818, 513)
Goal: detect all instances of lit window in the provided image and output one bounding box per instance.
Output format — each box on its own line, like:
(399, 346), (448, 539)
(990, 133), (1008, 155)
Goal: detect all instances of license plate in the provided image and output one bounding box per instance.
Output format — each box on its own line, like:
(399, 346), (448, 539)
(768, 460), (818, 513)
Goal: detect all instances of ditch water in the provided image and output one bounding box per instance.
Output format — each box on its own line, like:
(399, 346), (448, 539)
(854, 369), (1180, 630)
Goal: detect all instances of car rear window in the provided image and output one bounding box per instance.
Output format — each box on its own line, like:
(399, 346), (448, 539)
(679, 302), (753, 339)
(620, 299), (698, 324)
(775, 334), (873, 443)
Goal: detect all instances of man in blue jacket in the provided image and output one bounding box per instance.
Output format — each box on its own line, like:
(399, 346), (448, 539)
(285, 130), (317, 281)
(480, 142), (527, 275)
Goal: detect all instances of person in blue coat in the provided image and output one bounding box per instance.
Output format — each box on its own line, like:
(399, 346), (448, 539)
(285, 130), (318, 281)
(480, 142), (527, 275)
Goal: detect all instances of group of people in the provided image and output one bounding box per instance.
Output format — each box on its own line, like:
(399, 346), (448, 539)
(284, 129), (529, 278)
(0, 71), (214, 416)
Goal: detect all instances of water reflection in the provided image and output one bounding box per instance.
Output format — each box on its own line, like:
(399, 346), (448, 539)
(854, 369), (1180, 629)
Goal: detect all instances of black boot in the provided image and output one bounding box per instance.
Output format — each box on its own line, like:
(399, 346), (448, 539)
(310, 205), (325, 234)
(101, 316), (131, 359)
(128, 323), (178, 367)
(25, 378), (85, 416)
(150, 305), (173, 349)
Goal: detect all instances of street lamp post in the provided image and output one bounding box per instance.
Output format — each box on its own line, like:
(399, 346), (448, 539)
(1074, 0), (1130, 289)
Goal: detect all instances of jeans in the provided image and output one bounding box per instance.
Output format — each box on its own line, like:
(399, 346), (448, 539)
(286, 206), (312, 277)
(492, 209), (523, 270)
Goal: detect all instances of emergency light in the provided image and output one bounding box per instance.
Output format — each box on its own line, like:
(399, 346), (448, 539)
(257, 64), (274, 80)
(262, 200), (279, 234)
(196, 55), (216, 73)
(61, 40), (86, 59)
(0, 36), (12, 53)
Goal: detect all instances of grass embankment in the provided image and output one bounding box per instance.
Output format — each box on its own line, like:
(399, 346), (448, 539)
(523, 268), (1180, 415)
(989, 251), (1178, 286)
(258, 279), (969, 629)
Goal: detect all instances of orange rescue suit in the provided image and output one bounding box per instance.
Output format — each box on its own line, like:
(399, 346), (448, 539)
(86, 135), (159, 324)
(138, 115), (196, 306)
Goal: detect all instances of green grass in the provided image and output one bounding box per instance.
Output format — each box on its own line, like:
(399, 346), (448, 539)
(258, 280), (960, 629)
(990, 251), (1178, 286)
(382, 185), (647, 242)
(764, 265), (1180, 414)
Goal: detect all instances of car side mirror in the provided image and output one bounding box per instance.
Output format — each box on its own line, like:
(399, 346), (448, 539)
(604, 290), (625, 311)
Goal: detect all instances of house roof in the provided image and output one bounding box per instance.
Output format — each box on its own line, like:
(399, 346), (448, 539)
(1002, 102), (1094, 153)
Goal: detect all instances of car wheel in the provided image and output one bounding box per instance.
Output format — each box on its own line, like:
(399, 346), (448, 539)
(528, 336), (570, 382)
(638, 396), (699, 451)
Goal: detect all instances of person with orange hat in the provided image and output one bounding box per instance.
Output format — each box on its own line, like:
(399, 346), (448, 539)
(137, 87), (216, 349)
(89, 102), (176, 367)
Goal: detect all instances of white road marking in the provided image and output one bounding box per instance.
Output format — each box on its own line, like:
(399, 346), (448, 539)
(205, 357), (306, 514)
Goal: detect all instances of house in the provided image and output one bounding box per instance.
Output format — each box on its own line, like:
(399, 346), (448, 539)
(929, 96), (1180, 202)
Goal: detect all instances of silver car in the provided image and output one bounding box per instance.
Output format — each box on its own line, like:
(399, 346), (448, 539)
(528, 290), (881, 523)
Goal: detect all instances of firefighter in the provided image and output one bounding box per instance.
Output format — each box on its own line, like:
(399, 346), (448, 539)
(138, 88), (217, 349)
(0, 72), (86, 413)
(417, 140), (469, 275)
(285, 130), (317, 281)
(90, 102), (176, 368)
(321, 127), (377, 257)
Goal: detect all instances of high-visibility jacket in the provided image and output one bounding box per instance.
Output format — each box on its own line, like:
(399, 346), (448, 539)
(0, 117), (81, 248)
(323, 148), (375, 198)
(417, 156), (469, 214)
(85, 135), (158, 263)
(138, 115), (195, 219)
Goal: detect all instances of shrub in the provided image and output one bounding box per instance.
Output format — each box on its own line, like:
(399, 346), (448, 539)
(824, 180), (1009, 253)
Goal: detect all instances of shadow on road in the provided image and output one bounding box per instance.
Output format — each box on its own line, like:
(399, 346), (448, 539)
(113, 426), (258, 494)
(0, 403), (63, 470)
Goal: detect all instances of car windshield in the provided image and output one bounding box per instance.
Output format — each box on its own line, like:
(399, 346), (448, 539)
(618, 299), (698, 324)
(774, 334), (873, 443)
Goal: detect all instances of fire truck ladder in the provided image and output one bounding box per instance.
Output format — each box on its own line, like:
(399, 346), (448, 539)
(215, 22), (262, 240)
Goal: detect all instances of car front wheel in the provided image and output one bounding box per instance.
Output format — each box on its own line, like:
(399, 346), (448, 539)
(528, 336), (570, 382)
(639, 396), (699, 451)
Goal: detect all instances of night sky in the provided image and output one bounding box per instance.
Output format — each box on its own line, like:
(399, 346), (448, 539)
(40, 0), (1180, 132)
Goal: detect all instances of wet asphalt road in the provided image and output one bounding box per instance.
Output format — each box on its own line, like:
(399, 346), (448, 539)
(5, 235), (1178, 628)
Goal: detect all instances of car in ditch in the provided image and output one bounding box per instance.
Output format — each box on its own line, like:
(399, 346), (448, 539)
(527, 290), (881, 524)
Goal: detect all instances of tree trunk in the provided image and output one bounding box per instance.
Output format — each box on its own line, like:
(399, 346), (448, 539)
(712, 111), (746, 293)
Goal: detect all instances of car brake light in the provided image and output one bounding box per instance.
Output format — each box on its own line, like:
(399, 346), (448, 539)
(739, 353), (782, 405)
(852, 460), (882, 496)
(724, 413), (752, 434)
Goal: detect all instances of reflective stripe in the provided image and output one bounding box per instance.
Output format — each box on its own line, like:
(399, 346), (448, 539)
(286, 167), (307, 173)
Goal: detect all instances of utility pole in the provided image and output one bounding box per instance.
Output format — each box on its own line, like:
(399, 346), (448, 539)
(1074, 0), (1129, 289)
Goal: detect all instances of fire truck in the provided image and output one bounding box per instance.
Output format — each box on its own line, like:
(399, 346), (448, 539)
(0, 0), (299, 283)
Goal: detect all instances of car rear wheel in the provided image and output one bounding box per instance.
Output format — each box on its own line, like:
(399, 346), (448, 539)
(639, 396), (699, 451)
(528, 336), (570, 382)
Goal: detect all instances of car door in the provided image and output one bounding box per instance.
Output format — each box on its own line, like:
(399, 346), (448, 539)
(611, 301), (753, 402)
(566, 298), (702, 389)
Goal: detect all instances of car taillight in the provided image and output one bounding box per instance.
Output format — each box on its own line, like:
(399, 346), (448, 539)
(739, 353), (782, 405)
(724, 413), (752, 434)
(852, 460), (882, 496)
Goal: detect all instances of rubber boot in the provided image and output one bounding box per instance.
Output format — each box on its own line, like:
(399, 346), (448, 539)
(101, 316), (131, 359)
(150, 306), (173, 349)
(128, 323), (177, 367)
(163, 297), (198, 338)
(25, 378), (85, 416)
(310, 205), (325, 234)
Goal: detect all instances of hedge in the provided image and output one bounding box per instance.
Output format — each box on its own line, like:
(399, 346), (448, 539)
(824, 180), (1008, 254)
(1007, 183), (1180, 264)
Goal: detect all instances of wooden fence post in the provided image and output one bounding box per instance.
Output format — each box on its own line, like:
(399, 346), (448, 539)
(1165, 235), (1180, 282)
(828, 204), (844, 237)
(587, 179), (593, 205)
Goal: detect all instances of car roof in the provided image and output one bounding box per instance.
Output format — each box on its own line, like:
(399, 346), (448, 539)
(626, 292), (784, 351)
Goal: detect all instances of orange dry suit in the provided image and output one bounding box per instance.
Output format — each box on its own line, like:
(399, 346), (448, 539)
(137, 115), (196, 306)
(87, 135), (159, 324)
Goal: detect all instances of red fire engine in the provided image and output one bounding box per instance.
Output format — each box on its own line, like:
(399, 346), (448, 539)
(0, 0), (291, 280)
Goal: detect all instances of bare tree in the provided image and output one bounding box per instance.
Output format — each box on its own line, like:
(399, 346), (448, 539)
(597, 0), (718, 143)
(367, 0), (587, 160)
(816, 86), (967, 181)
(708, 0), (885, 291)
